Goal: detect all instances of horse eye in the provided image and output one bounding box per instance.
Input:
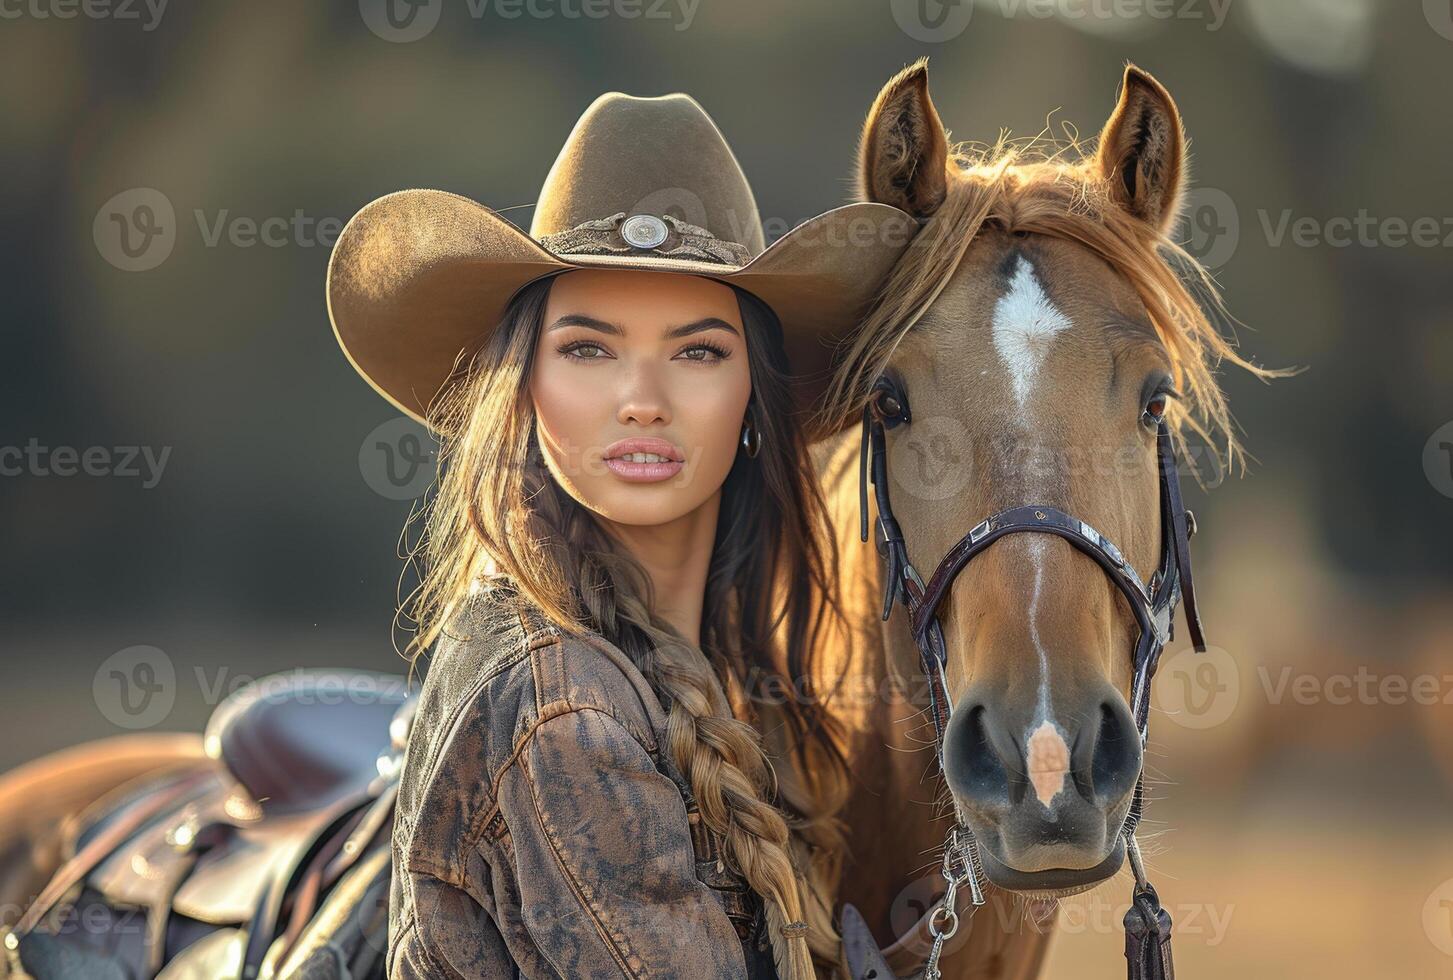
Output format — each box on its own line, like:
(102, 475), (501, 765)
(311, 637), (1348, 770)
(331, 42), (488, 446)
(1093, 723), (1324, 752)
(1141, 383), (1177, 428)
(872, 386), (911, 424)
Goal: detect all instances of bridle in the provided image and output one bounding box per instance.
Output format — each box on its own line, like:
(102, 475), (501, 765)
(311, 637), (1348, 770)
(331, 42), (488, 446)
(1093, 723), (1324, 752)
(857, 373), (1206, 980)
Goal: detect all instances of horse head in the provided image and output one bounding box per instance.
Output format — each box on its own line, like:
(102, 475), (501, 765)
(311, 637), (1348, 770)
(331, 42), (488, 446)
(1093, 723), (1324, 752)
(822, 61), (1261, 900)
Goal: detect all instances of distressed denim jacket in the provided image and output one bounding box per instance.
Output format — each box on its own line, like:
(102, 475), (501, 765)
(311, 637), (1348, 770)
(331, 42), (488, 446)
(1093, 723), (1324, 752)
(387, 584), (778, 979)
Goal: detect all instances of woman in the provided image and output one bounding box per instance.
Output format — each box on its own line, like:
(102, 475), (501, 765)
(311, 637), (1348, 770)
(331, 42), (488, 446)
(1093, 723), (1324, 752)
(326, 92), (914, 978)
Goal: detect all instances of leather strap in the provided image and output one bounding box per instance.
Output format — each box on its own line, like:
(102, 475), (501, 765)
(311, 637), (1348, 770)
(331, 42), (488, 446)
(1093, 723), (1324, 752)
(1124, 883), (1175, 980)
(9, 765), (215, 940)
(240, 788), (377, 978)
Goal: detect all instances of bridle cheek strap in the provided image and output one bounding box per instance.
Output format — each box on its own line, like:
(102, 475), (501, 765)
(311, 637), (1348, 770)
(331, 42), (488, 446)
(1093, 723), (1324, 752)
(856, 376), (1206, 980)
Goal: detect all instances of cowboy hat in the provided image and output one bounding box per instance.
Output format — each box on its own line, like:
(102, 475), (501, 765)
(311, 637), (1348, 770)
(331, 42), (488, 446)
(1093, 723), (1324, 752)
(326, 91), (917, 430)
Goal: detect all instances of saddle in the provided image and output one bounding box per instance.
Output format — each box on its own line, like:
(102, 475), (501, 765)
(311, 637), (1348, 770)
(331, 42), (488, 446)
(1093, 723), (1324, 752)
(4, 669), (415, 980)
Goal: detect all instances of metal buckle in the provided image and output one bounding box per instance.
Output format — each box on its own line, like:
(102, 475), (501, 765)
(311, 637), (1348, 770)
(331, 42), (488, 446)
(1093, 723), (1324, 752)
(1104, 538), (1125, 567)
(1149, 607), (1171, 646)
(923, 825), (984, 980)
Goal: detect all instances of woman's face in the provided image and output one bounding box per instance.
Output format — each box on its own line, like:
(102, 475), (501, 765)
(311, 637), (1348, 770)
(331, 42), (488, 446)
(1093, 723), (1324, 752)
(529, 269), (752, 528)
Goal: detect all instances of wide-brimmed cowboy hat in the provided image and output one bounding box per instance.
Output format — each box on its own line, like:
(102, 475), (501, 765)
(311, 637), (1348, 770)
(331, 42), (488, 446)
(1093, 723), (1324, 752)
(327, 91), (917, 430)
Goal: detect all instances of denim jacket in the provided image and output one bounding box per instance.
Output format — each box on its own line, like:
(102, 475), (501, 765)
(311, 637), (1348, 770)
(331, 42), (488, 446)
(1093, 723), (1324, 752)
(387, 584), (778, 979)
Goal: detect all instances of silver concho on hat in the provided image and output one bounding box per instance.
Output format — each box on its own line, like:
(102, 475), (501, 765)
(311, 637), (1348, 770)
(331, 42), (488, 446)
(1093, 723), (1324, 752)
(620, 213), (669, 249)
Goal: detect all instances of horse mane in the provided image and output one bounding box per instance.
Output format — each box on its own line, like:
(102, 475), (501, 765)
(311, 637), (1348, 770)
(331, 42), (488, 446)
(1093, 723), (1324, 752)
(816, 134), (1285, 478)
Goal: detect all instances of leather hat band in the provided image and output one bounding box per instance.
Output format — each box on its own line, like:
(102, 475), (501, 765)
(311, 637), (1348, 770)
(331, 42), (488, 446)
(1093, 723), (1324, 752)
(537, 211), (752, 267)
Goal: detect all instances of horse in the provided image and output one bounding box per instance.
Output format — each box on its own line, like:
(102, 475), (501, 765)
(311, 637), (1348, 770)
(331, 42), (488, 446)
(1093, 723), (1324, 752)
(762, 61), (1274, 979)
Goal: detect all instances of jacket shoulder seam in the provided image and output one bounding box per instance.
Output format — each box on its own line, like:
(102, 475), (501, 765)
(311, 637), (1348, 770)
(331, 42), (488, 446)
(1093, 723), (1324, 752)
(536, 633), (662, 749)
(486, 702), (657, 807)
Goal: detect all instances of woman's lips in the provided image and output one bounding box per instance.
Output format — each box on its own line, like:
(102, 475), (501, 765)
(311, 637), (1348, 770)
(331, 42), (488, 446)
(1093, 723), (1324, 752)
(604, 457), (684, 482)
(601, 437), (686, 484)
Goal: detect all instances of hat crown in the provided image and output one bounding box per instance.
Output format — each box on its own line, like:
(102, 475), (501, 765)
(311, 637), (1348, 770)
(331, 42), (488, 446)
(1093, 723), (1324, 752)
(529, 92), (766, 256)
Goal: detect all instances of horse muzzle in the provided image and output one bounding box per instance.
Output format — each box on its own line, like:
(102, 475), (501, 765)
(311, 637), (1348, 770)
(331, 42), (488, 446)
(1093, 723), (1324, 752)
(940, 683), (1141, 894)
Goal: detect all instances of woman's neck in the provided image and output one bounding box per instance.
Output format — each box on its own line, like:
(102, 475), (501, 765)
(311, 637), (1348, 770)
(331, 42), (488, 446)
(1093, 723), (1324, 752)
(602, 489), (722, 647)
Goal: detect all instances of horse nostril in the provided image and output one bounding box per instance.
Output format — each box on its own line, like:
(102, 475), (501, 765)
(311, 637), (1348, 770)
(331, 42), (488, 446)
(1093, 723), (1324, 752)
(946, 703), (1023, 809)
(1087, 699), (1141, 806)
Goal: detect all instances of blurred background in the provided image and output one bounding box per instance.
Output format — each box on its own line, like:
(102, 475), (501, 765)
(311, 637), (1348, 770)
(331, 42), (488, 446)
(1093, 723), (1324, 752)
(2, 0), (1450, 975)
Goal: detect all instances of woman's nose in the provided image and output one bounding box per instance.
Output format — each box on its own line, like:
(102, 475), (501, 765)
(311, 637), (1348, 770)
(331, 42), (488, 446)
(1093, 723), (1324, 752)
(616, 365), (671, 426)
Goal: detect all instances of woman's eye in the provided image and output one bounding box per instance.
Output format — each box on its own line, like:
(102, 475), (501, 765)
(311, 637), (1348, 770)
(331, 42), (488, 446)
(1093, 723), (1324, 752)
(676, 343), (729, 363)
(560, 342), (609, 360)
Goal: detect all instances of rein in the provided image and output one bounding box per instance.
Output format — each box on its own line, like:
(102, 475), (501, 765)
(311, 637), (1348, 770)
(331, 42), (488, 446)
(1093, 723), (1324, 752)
(850, 374), (1206, 980)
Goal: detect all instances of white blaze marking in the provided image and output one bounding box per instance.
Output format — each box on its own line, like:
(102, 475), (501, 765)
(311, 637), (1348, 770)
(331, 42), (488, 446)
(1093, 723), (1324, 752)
(1027, 719), (1071, 808)
(991, 256), (1072, 411)
(993, 258), (1074, 808)
(1027, 536), (1051, 722)
(1025, 536), (1068, 808)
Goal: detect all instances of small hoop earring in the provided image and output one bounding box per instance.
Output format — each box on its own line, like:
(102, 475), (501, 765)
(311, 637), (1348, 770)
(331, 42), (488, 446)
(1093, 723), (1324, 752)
(741, 420), (761, 458)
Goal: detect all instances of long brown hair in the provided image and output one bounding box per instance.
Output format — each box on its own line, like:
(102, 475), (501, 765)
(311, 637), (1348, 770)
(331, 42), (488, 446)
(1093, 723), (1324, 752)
(398, 272), (852, 977)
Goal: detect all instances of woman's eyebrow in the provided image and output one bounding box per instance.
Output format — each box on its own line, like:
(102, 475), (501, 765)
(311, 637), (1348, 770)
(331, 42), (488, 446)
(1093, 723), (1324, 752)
(547, 314), (739, 338)
(664, 317), (740, 339)
(547, 313), (623, 335)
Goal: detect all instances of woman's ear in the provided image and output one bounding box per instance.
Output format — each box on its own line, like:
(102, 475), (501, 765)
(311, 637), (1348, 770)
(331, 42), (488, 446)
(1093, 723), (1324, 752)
(1095, 65), (1188, 235)
(857, 59), (949, 220)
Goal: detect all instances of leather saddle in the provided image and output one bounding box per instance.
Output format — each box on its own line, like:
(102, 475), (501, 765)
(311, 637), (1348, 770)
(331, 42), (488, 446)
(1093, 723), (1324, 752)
(6, 669), (416, 980)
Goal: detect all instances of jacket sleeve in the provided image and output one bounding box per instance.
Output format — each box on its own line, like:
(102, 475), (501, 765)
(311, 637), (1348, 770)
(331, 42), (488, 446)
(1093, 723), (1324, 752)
(390, 873), (516, 979)
(492, 705), (749, 979)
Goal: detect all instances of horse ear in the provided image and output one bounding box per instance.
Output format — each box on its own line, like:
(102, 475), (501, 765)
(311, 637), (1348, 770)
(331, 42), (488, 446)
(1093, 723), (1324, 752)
(857, 59), (949, 219)
(1095, 65), (1187, 234)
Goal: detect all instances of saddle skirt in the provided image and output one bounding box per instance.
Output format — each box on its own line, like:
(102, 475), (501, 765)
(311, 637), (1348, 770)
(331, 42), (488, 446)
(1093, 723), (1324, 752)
(6, 669), (414, 980)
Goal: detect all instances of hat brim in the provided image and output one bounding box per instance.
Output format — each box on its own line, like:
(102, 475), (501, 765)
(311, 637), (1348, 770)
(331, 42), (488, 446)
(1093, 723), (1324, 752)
(326, 188), (917, 430)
